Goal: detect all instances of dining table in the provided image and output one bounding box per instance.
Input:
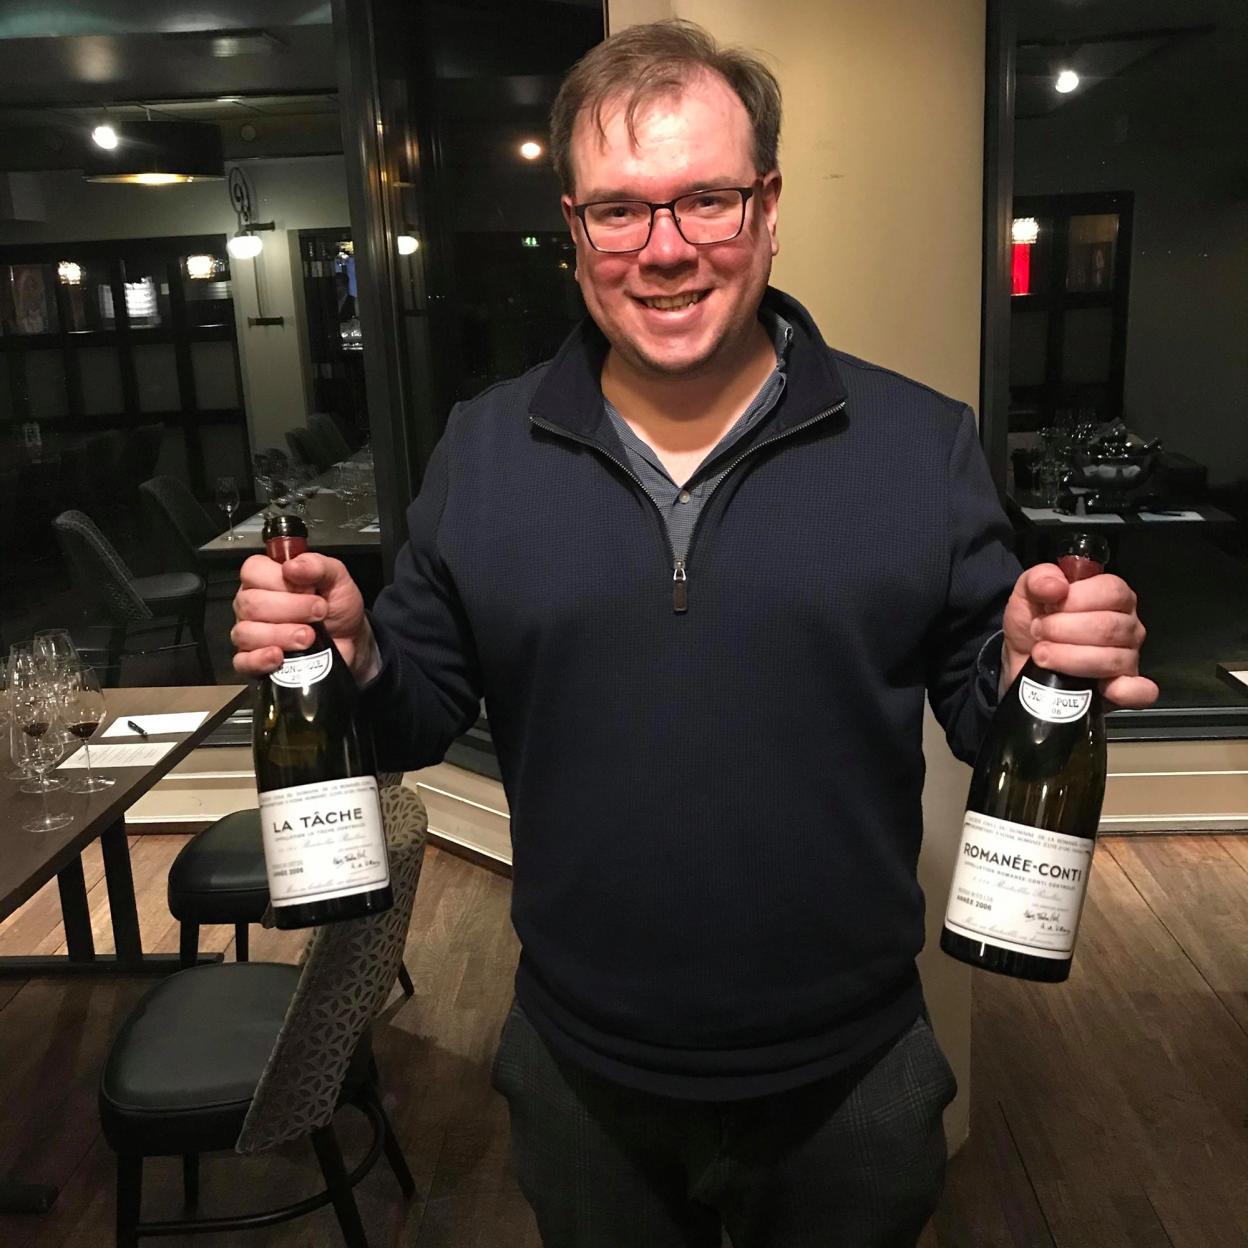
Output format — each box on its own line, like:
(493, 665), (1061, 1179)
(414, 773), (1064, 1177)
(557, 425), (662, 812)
(0, 682), (249, 1213)
(198, 466), (381, 561)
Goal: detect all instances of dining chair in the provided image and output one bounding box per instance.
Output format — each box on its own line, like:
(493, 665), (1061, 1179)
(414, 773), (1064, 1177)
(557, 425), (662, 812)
(286, 426), (336, 473)
(308, 411), (353, 462)
(51, 509), (214, 685)
(138, 475), (238, 594)
(100, 781), (427, 1248)
(167, 801), (415, 995)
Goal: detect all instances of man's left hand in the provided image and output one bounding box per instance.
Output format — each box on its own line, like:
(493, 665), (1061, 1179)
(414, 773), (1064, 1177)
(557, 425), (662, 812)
(1001, 564), (1159, 709)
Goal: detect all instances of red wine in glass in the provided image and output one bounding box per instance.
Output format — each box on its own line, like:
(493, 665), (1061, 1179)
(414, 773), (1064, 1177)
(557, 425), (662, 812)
(67, 721), (100, 740)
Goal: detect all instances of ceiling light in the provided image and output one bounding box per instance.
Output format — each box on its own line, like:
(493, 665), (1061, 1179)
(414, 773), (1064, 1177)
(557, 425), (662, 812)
(396, 234), (419, 255)
(1054, 69), (1080, 94)
(92, 123), (118, 150)
(83, 119), (225, 185)
(227, 231), (264, 260)
(519, 140), (543, 161)
(217, 96), (245, 104)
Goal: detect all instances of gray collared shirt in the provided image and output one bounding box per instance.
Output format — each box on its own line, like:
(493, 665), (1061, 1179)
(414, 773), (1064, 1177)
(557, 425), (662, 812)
(603, 311), (793, 562)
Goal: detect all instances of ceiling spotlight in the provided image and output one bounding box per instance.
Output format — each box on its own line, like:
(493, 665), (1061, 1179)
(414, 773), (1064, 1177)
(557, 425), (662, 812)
(396, 234), (419, 255)
(519, 140), (543, 161)
(92, 123), (119, 150)
(1055, 69), (1080, 94)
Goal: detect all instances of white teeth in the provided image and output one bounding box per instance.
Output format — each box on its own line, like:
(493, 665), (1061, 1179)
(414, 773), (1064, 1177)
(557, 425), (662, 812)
(640, 292), (704, 310)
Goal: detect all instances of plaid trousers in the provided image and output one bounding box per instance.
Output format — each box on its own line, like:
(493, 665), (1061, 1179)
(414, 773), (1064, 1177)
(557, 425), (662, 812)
(491, 1002), (956, 1248)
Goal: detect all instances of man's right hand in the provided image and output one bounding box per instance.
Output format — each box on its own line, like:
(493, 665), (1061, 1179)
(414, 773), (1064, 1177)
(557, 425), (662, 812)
(231, 553), (380, 684)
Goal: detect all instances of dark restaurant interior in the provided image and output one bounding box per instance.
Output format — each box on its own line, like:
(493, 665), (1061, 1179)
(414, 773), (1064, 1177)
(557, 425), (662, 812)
(0, 0), (1246, 1245)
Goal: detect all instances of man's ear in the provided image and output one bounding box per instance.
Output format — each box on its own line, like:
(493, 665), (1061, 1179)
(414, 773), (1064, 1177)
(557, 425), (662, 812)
(760, 170), (782, 257)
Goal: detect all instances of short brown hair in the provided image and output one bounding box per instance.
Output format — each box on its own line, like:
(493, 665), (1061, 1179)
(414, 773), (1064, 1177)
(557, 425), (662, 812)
(550, 19), (782, 196)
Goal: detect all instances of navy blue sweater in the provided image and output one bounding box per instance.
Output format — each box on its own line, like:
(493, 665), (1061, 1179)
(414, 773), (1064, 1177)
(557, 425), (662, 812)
(363, 288), (1020, 1099)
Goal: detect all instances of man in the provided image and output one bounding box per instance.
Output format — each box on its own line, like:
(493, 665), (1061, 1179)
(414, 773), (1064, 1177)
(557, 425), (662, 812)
(233, 21), (1155, 1247)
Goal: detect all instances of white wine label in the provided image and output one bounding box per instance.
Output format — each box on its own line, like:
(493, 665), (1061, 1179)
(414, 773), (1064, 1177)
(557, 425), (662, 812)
(270, 648), (333, 689)
(259, 775), (389, 907)
(1019, 675), (1091, 724)
(944, 810), (1094, 958)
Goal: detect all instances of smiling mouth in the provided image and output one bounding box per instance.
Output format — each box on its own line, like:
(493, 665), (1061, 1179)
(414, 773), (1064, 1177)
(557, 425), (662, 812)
(635, 291), (708, 311)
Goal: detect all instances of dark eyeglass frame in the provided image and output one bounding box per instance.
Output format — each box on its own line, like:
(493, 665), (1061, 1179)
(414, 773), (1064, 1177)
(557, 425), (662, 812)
(572, 185), (757, 254)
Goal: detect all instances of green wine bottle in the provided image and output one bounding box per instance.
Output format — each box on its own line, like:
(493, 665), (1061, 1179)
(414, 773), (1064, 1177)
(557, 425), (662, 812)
(941, 532), (1110, 982)
(253, 513), (393, 929)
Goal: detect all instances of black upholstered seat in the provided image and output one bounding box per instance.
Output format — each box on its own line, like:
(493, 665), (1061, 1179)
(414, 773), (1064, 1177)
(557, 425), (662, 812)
(167, 809), (415, 998)
(168, 810), (268, 927)
(99, 962), (318, 1155)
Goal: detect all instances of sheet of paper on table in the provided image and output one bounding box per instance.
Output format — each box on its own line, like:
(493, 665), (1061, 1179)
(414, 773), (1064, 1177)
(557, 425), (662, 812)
(235, 515), (266, 532)
(1224, 670), (1248, 689)
(1138, 510), (1204, 522)
(357, 521), (381, 533)
(58, 741), (177, 769)
(101, 712), (208, 738)
(1020, 507), (1125, 524)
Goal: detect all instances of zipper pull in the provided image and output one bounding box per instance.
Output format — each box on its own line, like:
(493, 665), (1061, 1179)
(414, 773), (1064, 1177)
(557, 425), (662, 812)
(672, 559), (688, 613)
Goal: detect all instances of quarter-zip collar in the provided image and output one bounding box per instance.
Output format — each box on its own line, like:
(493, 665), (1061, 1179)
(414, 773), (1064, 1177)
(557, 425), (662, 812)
(528, 287), (850, 448)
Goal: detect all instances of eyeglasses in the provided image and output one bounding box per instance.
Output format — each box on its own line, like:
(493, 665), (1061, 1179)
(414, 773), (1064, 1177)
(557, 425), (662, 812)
(573, 186), (756, 254)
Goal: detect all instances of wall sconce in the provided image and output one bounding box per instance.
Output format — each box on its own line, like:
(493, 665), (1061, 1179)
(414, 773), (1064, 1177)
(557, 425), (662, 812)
(226, 166), (282, 326)
(397, 233), (419, 255)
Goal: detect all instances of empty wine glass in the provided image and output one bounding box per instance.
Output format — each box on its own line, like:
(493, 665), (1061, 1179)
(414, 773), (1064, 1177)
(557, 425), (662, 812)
(60, 663), (114, 795)
(216, 475), (242, 541)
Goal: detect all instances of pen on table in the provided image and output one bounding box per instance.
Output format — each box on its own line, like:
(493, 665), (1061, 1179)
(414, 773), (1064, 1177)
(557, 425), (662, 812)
(126, 720), (149, 739)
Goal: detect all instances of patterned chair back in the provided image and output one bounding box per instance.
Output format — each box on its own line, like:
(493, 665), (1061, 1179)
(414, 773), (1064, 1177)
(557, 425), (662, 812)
(236, 780), (428, 1154)
(52, 509), (153, 626)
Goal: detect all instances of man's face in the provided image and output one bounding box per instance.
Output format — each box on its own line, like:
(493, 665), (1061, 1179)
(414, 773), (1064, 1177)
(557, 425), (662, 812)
(562, 71), (781, 381)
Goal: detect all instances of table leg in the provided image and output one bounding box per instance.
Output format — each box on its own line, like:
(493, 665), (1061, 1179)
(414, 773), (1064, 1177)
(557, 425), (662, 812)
(56, 856), (95, 963)
(100, 821), (143, 967)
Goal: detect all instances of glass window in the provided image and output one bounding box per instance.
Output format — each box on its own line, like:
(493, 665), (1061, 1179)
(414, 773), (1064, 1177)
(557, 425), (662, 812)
(1002, 6), (1247, 718)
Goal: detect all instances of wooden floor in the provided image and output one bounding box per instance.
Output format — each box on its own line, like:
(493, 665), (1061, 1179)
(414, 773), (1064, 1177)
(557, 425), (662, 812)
(1, 834), (1246, 1247)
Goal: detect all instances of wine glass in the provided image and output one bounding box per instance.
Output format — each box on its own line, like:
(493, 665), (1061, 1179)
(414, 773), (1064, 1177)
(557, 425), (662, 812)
(7, 644), (65, 789)
(14, 696), (72, 833)
(216, 476), (242, 541)
(34, 628), (81, 677)
(60, 663), (114, 795)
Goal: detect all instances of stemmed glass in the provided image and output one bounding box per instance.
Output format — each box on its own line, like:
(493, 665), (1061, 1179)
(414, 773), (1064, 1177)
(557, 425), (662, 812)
(34, 629), (81, 679)
(60, 663), (114, 795)
(7, 644), (64, 789)
(216, 475), (242, 541)
(13, 691), (72, 832)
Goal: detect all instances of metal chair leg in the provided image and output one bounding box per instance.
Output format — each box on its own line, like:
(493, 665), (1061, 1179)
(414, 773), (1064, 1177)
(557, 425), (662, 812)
(188, 611), (213, 683)
(178, 922), (200, 970)
(116, 1153), (142, 1248)
(182, 1153), (199, 1209)
(234, 922), (249, 963)
(397, 962), (414, 997)
(310, 1123), (369, 1248)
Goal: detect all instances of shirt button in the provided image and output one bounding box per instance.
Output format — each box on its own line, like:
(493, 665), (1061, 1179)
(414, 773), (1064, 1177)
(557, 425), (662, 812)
(677, 490), (692, 504)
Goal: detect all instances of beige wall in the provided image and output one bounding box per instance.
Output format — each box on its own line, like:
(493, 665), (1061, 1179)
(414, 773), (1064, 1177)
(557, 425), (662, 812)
(608, 0), (988, 1151)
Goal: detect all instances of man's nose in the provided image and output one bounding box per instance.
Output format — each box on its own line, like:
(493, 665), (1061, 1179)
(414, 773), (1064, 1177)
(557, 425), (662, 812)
(639, 209), (696, 264)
